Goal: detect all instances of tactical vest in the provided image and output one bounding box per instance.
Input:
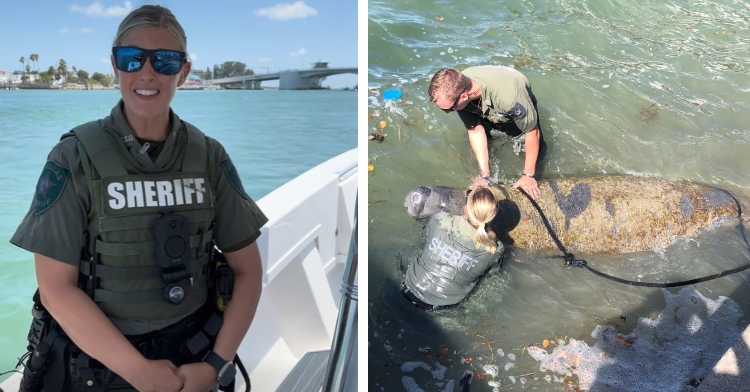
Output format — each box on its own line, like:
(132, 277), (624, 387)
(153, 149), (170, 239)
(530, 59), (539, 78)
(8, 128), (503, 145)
(69, 120), (216, 335)
(404, 212), (502, 307)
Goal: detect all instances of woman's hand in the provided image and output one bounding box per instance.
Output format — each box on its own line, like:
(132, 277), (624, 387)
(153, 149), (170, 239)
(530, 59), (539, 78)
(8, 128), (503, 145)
(471, 175), (490, 188)
(176, 362), (219, 392)
(128, 359), (184, 392)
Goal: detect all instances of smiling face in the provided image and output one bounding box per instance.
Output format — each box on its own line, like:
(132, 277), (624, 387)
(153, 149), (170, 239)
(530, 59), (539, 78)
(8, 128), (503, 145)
(112, 27), (191, 124)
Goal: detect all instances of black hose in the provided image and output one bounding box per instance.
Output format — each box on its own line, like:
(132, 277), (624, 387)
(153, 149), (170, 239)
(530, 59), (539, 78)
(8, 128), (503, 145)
(518, 188), (750, 287)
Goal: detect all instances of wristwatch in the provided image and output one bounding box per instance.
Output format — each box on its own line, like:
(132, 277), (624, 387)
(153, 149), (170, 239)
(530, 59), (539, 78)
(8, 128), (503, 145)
(203, 350), (236, 387)
(522, 172), (534, 178)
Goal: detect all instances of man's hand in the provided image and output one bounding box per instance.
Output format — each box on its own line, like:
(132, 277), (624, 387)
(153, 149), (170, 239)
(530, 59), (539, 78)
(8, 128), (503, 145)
(176, 362), (219, 392)
(128, 359), (184, 392)
(513, 175), (540, 200)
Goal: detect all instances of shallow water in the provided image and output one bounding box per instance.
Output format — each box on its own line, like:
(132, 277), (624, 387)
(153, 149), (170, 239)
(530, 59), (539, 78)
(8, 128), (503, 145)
(367, 0), (750, 390)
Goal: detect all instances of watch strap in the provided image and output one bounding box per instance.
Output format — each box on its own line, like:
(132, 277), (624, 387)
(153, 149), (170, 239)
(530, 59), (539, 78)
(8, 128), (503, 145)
(203, 350), (225, 372)
(203, 350), (235, 386)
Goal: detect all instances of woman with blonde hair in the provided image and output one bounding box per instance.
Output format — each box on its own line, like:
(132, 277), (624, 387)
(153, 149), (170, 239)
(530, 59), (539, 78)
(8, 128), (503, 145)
(12, 5), (267, 391)
(401, 184), (505, 311)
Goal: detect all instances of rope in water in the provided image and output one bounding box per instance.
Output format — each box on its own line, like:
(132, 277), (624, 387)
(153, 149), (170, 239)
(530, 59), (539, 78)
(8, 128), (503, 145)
(517, 188), (750, 287)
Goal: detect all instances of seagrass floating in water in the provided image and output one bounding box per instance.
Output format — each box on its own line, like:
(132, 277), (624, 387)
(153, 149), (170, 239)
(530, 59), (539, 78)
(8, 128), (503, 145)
(404, 176), (741, 254)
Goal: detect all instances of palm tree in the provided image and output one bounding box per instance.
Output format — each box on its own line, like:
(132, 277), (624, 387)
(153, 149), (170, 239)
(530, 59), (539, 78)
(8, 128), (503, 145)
(47, 66), (57, 84)
(31, 54), (39, 73)
(19, 56), (25, 74)
(57, 59), (68, 84)
(77, 69), (89, 89)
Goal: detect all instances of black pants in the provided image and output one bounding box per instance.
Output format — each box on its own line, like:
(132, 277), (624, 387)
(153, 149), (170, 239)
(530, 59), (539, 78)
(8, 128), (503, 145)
(401, 284), (435, 311)
(48, 307), (213, 392)
(400, 284), (464, 312)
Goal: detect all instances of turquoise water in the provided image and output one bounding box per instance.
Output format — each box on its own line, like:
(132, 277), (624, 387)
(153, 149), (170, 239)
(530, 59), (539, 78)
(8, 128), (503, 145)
(368, 0), (750, 390)
(0, 89), (356, 381)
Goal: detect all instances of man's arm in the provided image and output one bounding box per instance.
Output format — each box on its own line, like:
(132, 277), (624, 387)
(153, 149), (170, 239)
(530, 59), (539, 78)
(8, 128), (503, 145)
(522, 127), (540, 176)
(35, 254), (184, 391)
(467, 124), (490, 179)
(512, 127), (541, 199)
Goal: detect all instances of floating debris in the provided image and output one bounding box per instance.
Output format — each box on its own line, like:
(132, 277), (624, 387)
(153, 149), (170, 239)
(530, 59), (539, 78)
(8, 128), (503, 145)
(369, 133), (385, 143)
(637, 101), (662, 124)
(482, 364), (499, 377)
(526, 286), (744, 391)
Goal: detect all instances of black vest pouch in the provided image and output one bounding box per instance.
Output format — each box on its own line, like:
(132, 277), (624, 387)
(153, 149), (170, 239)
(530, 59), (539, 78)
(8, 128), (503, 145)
(154, 211), (193, 305)
(68, 351), (114, 392)
(18, 290), (74, 392)
(125, 303), (215, 366)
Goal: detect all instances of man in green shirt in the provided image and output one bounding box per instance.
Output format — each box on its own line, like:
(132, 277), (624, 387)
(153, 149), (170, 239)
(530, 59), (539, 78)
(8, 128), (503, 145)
(428, 66), (546, 200)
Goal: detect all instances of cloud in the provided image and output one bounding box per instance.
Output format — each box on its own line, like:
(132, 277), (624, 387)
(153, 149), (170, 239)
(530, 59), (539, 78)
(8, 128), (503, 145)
(289, 48), (307, 57)
(70, 1), (132, 17)
(189, 53), (198, 63)
(60, 27), (93, 34)
(253, 1), (317, 21)
(258, 57), (272, 62)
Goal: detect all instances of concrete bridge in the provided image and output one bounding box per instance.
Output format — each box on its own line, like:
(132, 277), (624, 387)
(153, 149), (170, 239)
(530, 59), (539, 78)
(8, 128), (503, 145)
(208, 61), (357, 90)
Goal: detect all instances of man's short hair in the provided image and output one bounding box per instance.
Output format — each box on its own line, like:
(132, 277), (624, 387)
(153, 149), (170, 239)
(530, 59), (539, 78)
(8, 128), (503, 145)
(428, 68), (472, 102)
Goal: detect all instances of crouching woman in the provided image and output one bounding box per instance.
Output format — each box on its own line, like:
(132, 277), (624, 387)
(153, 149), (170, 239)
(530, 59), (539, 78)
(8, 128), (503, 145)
(401, 185), (504, 310)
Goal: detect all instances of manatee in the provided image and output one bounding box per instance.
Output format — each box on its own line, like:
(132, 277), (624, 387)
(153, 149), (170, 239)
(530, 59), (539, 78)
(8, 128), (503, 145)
(404, 176), (741, 254)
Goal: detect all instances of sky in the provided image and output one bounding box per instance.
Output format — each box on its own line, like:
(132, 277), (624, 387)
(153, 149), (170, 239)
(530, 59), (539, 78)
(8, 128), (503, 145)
(0, 0), (358, 88)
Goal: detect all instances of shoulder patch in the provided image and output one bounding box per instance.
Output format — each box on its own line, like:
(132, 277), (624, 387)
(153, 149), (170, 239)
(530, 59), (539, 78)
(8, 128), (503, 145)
(220, 157), (249, 200)
(35, 160), (71, 215)
(505, 102), (527, 120)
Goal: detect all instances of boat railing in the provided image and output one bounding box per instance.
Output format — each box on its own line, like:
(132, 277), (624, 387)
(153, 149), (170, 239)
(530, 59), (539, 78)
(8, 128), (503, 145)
(238, 148), (358, 391)
(321, 196), (358, 392)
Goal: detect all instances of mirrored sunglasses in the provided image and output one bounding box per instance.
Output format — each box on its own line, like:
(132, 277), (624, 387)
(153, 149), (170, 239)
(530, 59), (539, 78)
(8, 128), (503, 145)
(442, 94), (462, 113)
(112, 46), (187, 76)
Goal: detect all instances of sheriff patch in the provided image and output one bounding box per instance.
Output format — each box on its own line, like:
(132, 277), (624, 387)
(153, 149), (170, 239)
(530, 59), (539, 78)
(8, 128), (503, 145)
(507, 102), (527, 120)
(35, 160), (71, 215)
(220, 157), (249, 200)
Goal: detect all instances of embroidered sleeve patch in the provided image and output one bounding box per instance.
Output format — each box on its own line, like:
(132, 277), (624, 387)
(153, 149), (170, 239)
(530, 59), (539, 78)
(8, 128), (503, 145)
(35, 160), (71, 215)
(507, 102), (527, 120)
(220, 157), (250, 200)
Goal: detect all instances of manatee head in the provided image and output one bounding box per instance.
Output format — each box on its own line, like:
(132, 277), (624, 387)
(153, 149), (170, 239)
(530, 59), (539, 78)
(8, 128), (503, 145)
(405, 186), (432, 219)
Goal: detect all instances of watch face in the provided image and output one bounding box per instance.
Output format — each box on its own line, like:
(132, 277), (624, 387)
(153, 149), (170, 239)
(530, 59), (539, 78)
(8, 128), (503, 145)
(218, 362), (237, 386)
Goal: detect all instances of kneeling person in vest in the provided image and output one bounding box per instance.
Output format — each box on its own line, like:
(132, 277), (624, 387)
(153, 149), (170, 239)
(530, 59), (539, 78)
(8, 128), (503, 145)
(10, 5), (267, 392)
(402, 185), (504, 310)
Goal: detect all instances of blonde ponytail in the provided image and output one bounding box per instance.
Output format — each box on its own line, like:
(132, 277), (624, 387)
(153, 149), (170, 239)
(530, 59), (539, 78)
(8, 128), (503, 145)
(466, 185), (499, 254)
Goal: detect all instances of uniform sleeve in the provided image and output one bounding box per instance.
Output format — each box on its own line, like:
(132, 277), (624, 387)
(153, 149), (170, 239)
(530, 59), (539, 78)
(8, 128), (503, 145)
(10, 137), (90, 266)
(209, 137), (268, 252)
(511, 85), (538, 133)
(458, 110), (482, 130)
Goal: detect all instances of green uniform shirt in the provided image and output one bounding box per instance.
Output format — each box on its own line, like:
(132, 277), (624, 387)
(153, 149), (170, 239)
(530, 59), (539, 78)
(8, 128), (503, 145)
(11, 101), (268, 266)
(458, 66), (538, 133)
(403, 212), (504, 307)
